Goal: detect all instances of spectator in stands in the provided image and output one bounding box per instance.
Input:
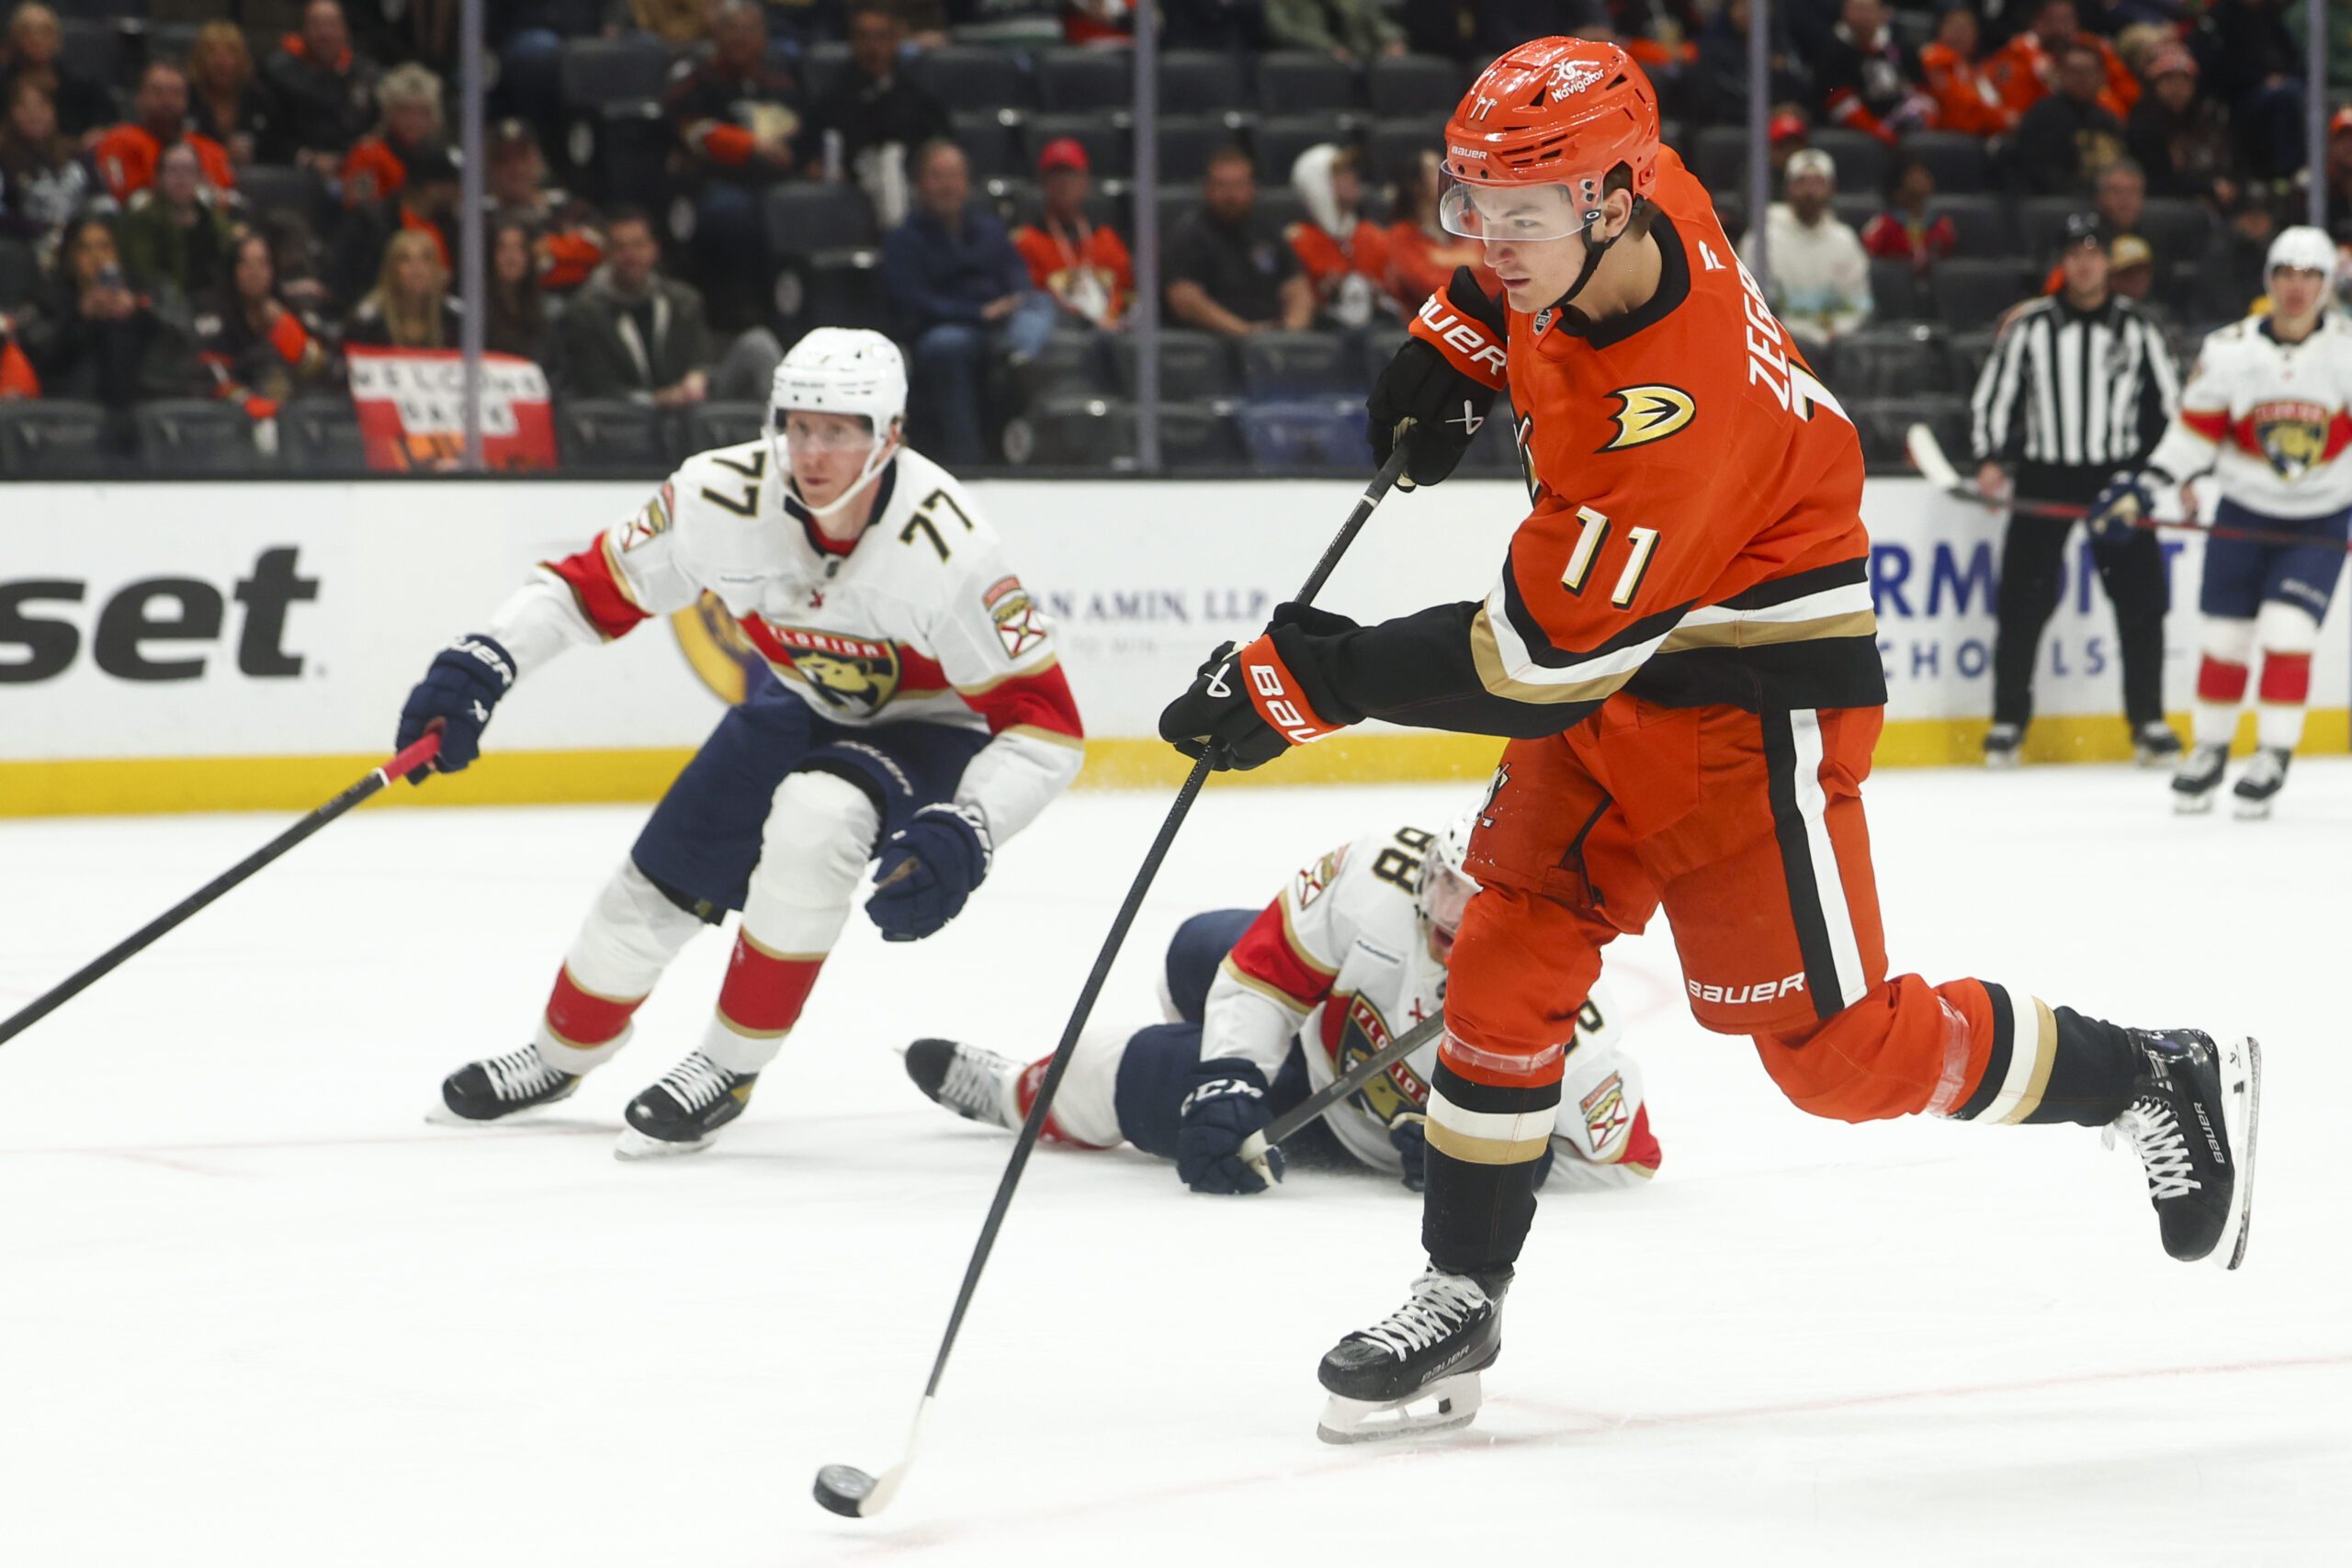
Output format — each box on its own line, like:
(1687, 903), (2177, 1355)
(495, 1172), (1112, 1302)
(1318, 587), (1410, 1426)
(1693, 0), (1813, 127)
(793, 4), (949, 192)
(341, 62), (443, 209)
(186, 22), (274, 168)
(0, 77), (89, 242)
(1814, 0), (1933, 145)
(20, 214), (203, 436)
(487, 217), (560, 368)
(1860, 152), (1956, 274)
(2200, 189), (2279, 321)
(1289, 143), (1394, 328)
(1768, 109), (1813, 181)
(1738, 147), (1870, 349)
(1985, 0), (2137, 121)
(883, 138), (1052, 466)
(2194, 0), (2306, 182)
(2126, 43), (2237, 209)
(1062, 0), (1133, 47)
(488, 119), (603, 294)
(2094, 158), (2148, 250)
(256, 209), (334, 321)
(119, 143), (239, 305)
(0, 3), (108, 139)
(1384, 147), (1497, 310)
(96, 65), (238, 204)
(492, 0), (606, 140)
(1012, 137), (1132, 330)
(346, 228), (460, 348)
(556, 206), (713, 406)
(2012, 39), (2127, 195)
(1266, 0), (1406, 64)
(1164, 145), (1314, 338)
(196, 229), (332, 419)
(1917, 4), (2016, 135)
(632, 0), (714, 49)
(2105, 231), (2171, 321)
(2322, 107), (2352, 238)
(1166, 0), (1270, 52)
(333, 141), (459, 310)
(264, 0), (379, 173)
(0, 310), (36, 397)
(667, 0), (800, 327)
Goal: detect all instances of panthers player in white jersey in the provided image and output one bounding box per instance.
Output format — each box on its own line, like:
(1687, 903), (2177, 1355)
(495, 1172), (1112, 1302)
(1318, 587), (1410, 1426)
(2094, 226), (2352, 817)
(905, 809), (1659, 1196)
(397, 329), (1085, 1156)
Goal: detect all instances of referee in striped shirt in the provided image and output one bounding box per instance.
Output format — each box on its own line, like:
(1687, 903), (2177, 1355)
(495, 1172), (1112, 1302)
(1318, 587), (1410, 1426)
(1969, 214), (2182, 766)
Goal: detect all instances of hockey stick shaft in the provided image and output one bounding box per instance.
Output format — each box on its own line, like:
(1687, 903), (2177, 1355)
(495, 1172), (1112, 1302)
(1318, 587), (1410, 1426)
(1241, 1012), (1443, 1162)
(0, 733), (441, 1050)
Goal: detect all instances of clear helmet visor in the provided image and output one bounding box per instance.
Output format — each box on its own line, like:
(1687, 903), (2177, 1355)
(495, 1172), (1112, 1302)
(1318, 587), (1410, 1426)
(1437, 169), (1596, 243)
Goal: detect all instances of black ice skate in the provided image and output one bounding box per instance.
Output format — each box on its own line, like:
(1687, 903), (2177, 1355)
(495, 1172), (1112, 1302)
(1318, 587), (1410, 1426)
(903, 1038), (1023, 1131)
(2105, 1030), (2260, 1269)
(616, 1050), (757, 1159)
(1982, 723), (2022, 769)
(429, 1045), (580, 1125)
(2170, 743), (2226, 814)
(2230, 747), (2290, 819)
(1316, 1267), (1507, 1443)
(2132, 722), (2183, 768)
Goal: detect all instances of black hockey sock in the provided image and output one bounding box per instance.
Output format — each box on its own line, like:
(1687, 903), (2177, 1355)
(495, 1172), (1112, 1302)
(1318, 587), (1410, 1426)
(2021, 1007), (2140, 1126)
(1421, 1148), (1542, 1277)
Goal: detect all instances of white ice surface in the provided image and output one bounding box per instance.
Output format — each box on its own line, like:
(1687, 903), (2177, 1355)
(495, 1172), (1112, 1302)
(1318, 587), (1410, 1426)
(1, 766), (2346, 1567)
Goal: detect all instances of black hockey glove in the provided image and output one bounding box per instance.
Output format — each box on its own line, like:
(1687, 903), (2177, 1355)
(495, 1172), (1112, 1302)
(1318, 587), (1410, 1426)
(1176, 1058), (1283, 1195)
(2088, 466), (2170, 545)
(1388, 1112), (1428, 1192)
(396, 634), (516, 780)
(1367, 266), (1508, 490)
(1157, 604), (1363, 772)
(866, 801), (992, 942)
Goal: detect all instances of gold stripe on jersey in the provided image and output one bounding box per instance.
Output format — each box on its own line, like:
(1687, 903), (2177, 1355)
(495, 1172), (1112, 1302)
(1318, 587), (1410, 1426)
(1277, 896), (1342, 977)
(596, 530), (650, 610)
(1658, 609), (1878, 652)
(1425, 1088), (1555, 1166)
(955, 656), (1065, 696)
(1992, 996), (2061, 1124)
(1467, 605), (1645, 707)
(1005, 722), (1086, 750)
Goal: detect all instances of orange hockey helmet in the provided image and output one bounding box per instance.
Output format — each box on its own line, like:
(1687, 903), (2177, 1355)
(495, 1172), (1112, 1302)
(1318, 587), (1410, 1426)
(1438, 38), (1661, 246)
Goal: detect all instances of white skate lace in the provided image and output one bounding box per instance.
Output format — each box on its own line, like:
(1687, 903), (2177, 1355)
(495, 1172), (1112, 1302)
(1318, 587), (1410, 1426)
(483, 1046), (564, 1102)
(2177, 745), (2226, 784)
(939, 1043), (1013, 1122)
(2238, 750), (2286, 790)
(1353, 1269), (1488, 1360)
(657, 1052), (739, 1113)
(2105, 1102), (2199, 1201)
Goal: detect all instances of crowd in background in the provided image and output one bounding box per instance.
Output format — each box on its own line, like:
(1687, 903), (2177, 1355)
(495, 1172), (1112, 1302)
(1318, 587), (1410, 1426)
(0, 0), (2343, 470)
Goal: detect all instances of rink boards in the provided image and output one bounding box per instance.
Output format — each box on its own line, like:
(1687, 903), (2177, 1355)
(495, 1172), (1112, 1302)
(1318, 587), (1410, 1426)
(1, 476), (2344, 815)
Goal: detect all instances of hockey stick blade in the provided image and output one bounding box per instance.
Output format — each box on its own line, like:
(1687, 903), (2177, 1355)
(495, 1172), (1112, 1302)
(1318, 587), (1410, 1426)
(811, 448), (1413, 1520)
(1905, 421), (1962, 492)
(1238, 1012), (1444, 1167)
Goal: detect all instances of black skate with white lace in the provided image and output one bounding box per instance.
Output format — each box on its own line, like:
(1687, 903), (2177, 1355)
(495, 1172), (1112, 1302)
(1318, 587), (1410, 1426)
(2106, 1030), (2260, 1269)
(903, 1038), (1022, 1131)
(433, 1045), (581, 1123)
(1316, 1266), (1508, 1443)
(616, 1050), (757, 1159)
(2171, 743), (2226, 813)
(2230, 746), (2290, 819)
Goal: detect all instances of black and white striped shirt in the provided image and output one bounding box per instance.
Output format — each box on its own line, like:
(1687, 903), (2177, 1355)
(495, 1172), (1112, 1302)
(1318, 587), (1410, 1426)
(1970, 295), (2179, 474)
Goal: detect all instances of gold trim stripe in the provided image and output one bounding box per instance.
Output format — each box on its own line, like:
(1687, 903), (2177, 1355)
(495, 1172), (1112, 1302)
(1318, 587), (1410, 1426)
(1424, 1122), (1553, 1165)
(1657, 610), (1879, 652)
(737, 930), (828, 964)
(1005, 723), (1086, 751)
(1996, 998), (2061, 1125)
(1468, 606), (1642, 707)
(955, 656), (1064, 697)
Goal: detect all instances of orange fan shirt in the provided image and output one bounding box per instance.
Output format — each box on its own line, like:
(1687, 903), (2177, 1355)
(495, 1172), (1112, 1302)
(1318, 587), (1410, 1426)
(1917, 42), (2017, 135)
(1289, 219), (1393, 299)
(1012, 217), (1134, 325)
(93, 125), (236, 201)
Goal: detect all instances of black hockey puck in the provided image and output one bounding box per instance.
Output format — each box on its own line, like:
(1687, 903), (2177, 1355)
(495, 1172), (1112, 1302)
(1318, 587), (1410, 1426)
(813, 1464), (877, 1517)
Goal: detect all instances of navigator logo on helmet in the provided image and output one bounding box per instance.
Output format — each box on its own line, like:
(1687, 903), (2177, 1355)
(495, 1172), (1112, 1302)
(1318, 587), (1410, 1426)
(1438, 37), (1661, 307)
(768, 326), (910, 519)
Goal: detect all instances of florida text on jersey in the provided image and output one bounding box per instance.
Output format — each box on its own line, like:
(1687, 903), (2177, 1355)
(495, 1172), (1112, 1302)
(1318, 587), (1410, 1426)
(2145, 310), (2352, 517)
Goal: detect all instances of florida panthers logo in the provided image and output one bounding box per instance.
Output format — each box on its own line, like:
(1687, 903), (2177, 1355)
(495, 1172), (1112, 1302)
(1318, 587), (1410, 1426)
(2251, 400), (2331, 481)
(1329, 999), (1429, 1125)
(751, 623), (903, 715)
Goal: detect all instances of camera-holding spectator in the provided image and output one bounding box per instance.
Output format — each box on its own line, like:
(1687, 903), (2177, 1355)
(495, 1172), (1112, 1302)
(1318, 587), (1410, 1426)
(1012, 137), (1132, 330)
(1917, 4), (2015, 136)
(487, 216), (561, 369)
(487, 118), (603, 293)
(2126, 44), (2236, 209)
(346, 228), (460, 349)
(2194, 0), (2306, 183)
(341, 62), (444, 209)
(1815, 0), (1933, 145)
(1266, 0), (1406, 64)
(667, 0), (800, 325)
(119, 142), (240, 305)
(1164, 145), (1315, 338)
(556, 206), (713, 407)
(2012, 39), (2128, 196)
(1860, 152), (1956, 275)
(1737, 147), (1871, 351)
(793, 5), (949, 193)
(333, 141), (460, 311)
(1288, 142), (1396, 328)
(883, 138), (1055, 467)
(186, 21), (274, 168)
(1383, 147), (1498, 310)
(196, 228), (332, 419)
(0, 3), (109, 140)
(95, 64), (237, 204)
(0, 77), (89, 242)
(20, 215), (203, 436)
(1986, 1), (2138, 121)
(264, 0), (380, 173)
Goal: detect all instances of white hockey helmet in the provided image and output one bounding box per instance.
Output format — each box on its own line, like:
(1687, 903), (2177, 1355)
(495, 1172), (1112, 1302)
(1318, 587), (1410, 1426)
(2265, 224), (2337, 279)
(1419, 808), (1481, 957)
(769, 327), (909, 517)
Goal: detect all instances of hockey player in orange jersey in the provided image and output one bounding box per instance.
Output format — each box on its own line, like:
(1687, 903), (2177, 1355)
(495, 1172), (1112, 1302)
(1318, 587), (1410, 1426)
(1157, 37), (2262, 1444)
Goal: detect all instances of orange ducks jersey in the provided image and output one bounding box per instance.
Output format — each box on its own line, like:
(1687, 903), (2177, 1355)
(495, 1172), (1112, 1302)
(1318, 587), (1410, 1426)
(1290, 148), (1884, 739)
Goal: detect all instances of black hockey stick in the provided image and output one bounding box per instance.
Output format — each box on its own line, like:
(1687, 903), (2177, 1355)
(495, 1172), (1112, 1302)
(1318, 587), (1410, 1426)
(0, 733), (442, 1051)
(1238, 1012), (1444, 1169)
(814, 447), (1413, 1520)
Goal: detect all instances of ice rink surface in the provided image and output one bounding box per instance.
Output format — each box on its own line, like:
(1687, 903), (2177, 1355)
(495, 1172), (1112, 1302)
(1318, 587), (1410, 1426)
(2, 762), (2347, 1567)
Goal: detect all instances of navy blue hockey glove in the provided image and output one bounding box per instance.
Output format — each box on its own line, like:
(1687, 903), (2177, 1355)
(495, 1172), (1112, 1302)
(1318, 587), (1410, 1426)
(866, 802), (992, 942)
(396, 634), (516, 780)
(2088, 468), (2167, 545)
(1388, 1112), (1428, 1191)
(1368, 266), (1507, 489)
(1176, 1059), (1284, 1195)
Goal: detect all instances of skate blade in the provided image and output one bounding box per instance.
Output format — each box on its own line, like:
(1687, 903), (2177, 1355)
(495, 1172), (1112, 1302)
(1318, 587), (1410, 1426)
(2214, 1036), (2261, 1271)
(2172, 792), (2216, 816)
(1315, 1371), (1483, 1445)
(614, 1126), (716, 1161)
(2230, 796), (2274, 821)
